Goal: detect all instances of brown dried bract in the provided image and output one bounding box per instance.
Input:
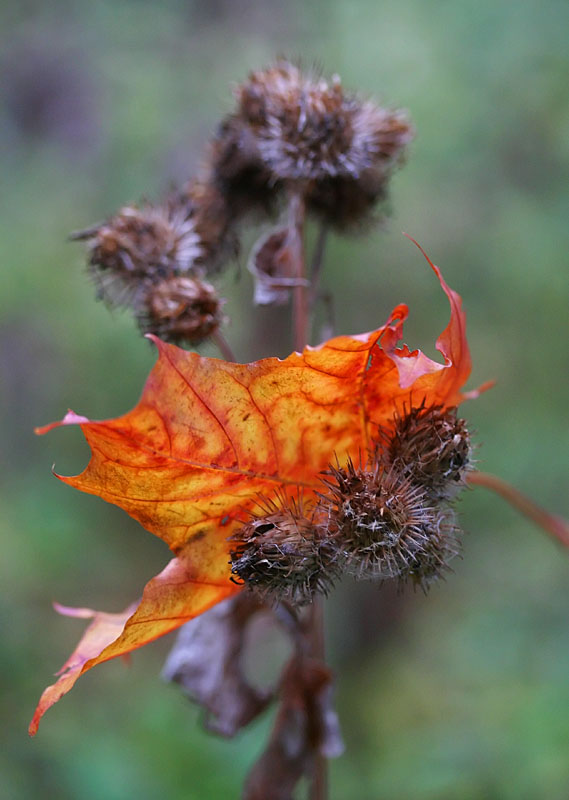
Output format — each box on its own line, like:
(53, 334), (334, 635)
(248, 226), (311, 306)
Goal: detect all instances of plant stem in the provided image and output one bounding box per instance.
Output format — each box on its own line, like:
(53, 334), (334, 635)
(286, 189), (328, 800)
(288, 191), (309, 352)
(212, 329), (238, 362)
(309, 223), (329, 309)
(468, 471), (569, 548)
(308, 597), (327, 800)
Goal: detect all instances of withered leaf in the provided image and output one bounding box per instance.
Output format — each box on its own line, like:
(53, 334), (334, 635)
(243, 655), (344, 800)
(161, 593), (274, 738)
(248, 226), (309, 305)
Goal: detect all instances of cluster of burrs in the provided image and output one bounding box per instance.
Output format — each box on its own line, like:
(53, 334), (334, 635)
(230, 404), (473, 605)
(71, 58), (413, 345)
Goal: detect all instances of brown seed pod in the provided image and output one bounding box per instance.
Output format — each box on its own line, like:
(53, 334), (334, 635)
(229, 493), (338, 606)
(72, 200), (203, 307)
(381, 404), (473, 501)
(137, 275), (224, 346)
(319, 459), (460, 589)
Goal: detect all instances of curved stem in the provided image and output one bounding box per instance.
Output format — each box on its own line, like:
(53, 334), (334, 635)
(468, 471), (569, 548)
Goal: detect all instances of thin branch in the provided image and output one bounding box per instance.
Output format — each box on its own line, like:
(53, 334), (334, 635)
(468, 471), (569, 548)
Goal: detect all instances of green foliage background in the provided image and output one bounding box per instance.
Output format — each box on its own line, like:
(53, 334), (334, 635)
(2, 1), (569, 798)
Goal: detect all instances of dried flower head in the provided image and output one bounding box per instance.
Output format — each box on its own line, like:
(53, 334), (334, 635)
(319, 459), (460, 589)
(71, 200), (203, 307)
(237, 61), (353, 182)
(137, 275), (224, 345)
(229, 494), (338, 606)
(304, 105), (412, 230)
(382, 404), (473, 501)
(239, 61), (411, 176)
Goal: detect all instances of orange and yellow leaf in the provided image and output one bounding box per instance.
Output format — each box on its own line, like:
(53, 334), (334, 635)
(31, 246), (483, 733)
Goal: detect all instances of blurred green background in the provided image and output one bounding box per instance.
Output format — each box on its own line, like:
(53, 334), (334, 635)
(2, 1), (569, 798)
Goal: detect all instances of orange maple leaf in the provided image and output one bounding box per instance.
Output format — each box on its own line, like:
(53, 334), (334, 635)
(30, 244), (484, 735)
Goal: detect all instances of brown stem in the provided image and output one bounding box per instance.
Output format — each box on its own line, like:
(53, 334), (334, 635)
(468, 471), (569, 548)
(286, 188), (327, 800)
(212, 329), (237, 362)
(308, 597), (327, 800)
(287, 191), (309, 352)
(309, 223), (329, 309)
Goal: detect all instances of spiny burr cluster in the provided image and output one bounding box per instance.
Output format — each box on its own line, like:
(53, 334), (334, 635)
(72, 185), (231, 345)
(229, 405), (472, 604)
(71, 58), (413, 342)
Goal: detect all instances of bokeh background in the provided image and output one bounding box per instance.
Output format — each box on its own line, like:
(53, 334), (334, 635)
(2, 1), (569, 798)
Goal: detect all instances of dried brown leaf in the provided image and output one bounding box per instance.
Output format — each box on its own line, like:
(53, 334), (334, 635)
(161, 593), (274, 737)
(248, 227), (309, 305)
(243, 656), (344, 800)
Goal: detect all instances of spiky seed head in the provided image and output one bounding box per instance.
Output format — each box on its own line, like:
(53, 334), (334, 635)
(382, 405), (473, 501)
(229, 494), (338, 606)
(137, 275), (224, 345)
(80, 203), (202, 277)
(235, 60), (353, 182)
(72, 201), (203, 307)
(232, 59), (413, 194)
(319, 459), (460, 590)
